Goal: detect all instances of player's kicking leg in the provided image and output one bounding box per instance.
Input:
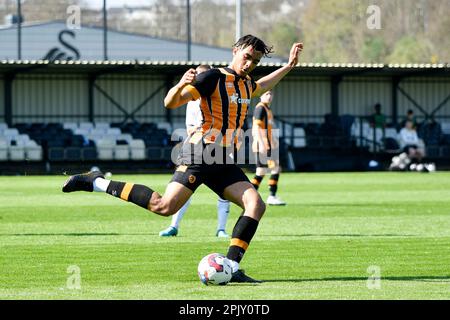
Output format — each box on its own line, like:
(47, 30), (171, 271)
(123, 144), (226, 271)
(62, 171), (193, 217)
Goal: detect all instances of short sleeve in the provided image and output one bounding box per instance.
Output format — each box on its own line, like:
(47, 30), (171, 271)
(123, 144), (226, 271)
(250, 79), (260, 98)
(253, 104), (267, 122)
(192, 69), (221, 98)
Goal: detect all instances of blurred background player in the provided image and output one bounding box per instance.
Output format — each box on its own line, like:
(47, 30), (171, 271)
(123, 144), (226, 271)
(251, 90), (286, 206)
(159, 65), (230, 238)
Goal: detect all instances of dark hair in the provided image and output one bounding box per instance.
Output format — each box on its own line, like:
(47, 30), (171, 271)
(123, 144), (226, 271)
(233, 34), (274, 57)
(196, 64), (211, 73)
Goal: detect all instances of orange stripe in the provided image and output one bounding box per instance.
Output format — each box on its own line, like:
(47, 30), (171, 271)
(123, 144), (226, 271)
(200, 99), (213, 133)
(227, 74), (238, 130)
(120, 183), (134, 201)
(230, 238), (249, 250)
(237, 80), (250, 134)
(251, 178), (261, 186)
(253, 119), (265, 128)
(268, 179), (277, 186)
(201, 83), (223, 144)
(234, 79), (251, 146)
(211, 84), (223, 140)
(237, 80), (249, 128)
(221, 74), (236, 145)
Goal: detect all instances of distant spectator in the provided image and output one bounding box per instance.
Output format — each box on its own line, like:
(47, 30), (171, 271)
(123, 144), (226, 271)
(398, 120), (426, 162)
(419, 118), (442, 146)
(400, 109), (418, 129)
(369, 103), (387, 129)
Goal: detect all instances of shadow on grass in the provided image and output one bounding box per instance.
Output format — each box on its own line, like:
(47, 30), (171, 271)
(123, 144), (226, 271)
(301, 203), (400, 207)
(267, 234), (417, 238)
(262, 276), (450, 283)
(0, 233), (155, 237)
(1, 233), (417, 238)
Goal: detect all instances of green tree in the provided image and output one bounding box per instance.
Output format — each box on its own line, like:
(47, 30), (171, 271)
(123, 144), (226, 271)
(301, 0), (359, 63)
(387, 35), (434, 63)
(426, 0), (450, 63)
(266, 22), (300, 58)
(361, 36), (387, 63)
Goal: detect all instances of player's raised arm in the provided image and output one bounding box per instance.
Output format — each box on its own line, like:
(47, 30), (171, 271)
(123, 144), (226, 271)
(164, 68), (196, 109)
(253, 42), (303, 97)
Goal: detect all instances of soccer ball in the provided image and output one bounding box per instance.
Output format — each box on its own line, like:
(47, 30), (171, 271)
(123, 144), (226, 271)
(197, 253), (232, 285)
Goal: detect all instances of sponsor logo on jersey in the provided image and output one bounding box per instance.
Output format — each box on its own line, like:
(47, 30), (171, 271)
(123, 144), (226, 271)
(230, 93), (251, 105)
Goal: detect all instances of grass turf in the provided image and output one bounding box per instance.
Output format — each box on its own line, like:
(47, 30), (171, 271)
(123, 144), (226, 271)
(1, 172), (450, 299)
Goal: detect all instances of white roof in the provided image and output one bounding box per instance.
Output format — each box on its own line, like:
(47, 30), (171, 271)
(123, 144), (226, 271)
(0, 21), (284, 63)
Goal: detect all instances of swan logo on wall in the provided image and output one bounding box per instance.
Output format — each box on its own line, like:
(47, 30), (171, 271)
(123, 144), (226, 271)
(43, 30), (81, 62)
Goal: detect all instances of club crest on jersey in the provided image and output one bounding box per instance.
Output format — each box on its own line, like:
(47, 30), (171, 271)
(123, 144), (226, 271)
(188, 175), (196, 184)
(230, 93), (250, 105)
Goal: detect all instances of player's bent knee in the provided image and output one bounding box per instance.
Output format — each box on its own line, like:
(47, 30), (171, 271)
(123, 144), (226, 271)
(246, 196), (266, 219)
(159, 204), (178, 217)
(257, 198), (266, 215)
(150, 198), (176, 217)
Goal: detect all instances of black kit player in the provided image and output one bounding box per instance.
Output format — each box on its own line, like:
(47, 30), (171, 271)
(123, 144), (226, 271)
(251, 90), (286, 206)
(62, 35), (303, 283)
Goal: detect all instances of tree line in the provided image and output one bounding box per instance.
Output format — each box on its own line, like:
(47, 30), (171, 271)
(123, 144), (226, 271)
(1, 0), (448, 63)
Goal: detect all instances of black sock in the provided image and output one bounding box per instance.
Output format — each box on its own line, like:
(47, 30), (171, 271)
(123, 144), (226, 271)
(226, 216), (259, 263)
(268, 174), (279, 196)
(106, 181), (154, 210)
(251, 175), (263, 190)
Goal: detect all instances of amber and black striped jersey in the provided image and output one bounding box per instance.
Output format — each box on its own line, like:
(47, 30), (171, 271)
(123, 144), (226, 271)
(185, 67), (260, 146)
(252, 102), (274, 151)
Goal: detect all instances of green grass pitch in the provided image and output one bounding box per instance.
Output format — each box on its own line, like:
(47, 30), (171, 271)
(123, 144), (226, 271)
(1, 172), (450, 300)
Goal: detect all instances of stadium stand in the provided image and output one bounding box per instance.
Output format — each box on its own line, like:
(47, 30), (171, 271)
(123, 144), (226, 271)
(11, 122), (171, 162)
(0, 139), (8, 161)
(277, 113), (450, 172)
(281, 115), (356, 151)
(0, 121), (174, 166)
(0, 123), (43, 161)
(1, 116), (450, 175)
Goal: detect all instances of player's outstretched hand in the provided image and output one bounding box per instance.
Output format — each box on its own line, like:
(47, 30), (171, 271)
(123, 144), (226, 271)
(177, 68), (197, 89)
(288, 43), (303, 68)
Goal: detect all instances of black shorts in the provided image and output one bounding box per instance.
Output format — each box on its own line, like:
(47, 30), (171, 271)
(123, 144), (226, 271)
(255, 149), (279, 168)
(175, 138), (238, 166)
(170, 163), (250, 199)
(171, 139), (249, 198)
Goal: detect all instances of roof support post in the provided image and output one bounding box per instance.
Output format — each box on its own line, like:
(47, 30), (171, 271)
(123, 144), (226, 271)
(331, 75), (342, 116)
(88, 74), (97, 123)
(391, 77), (401, 126)
(103, 0), (108, 60)
(17, 0), (22, 60)
(165, 75), (175, 124)
(4, 73), (15, 126)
